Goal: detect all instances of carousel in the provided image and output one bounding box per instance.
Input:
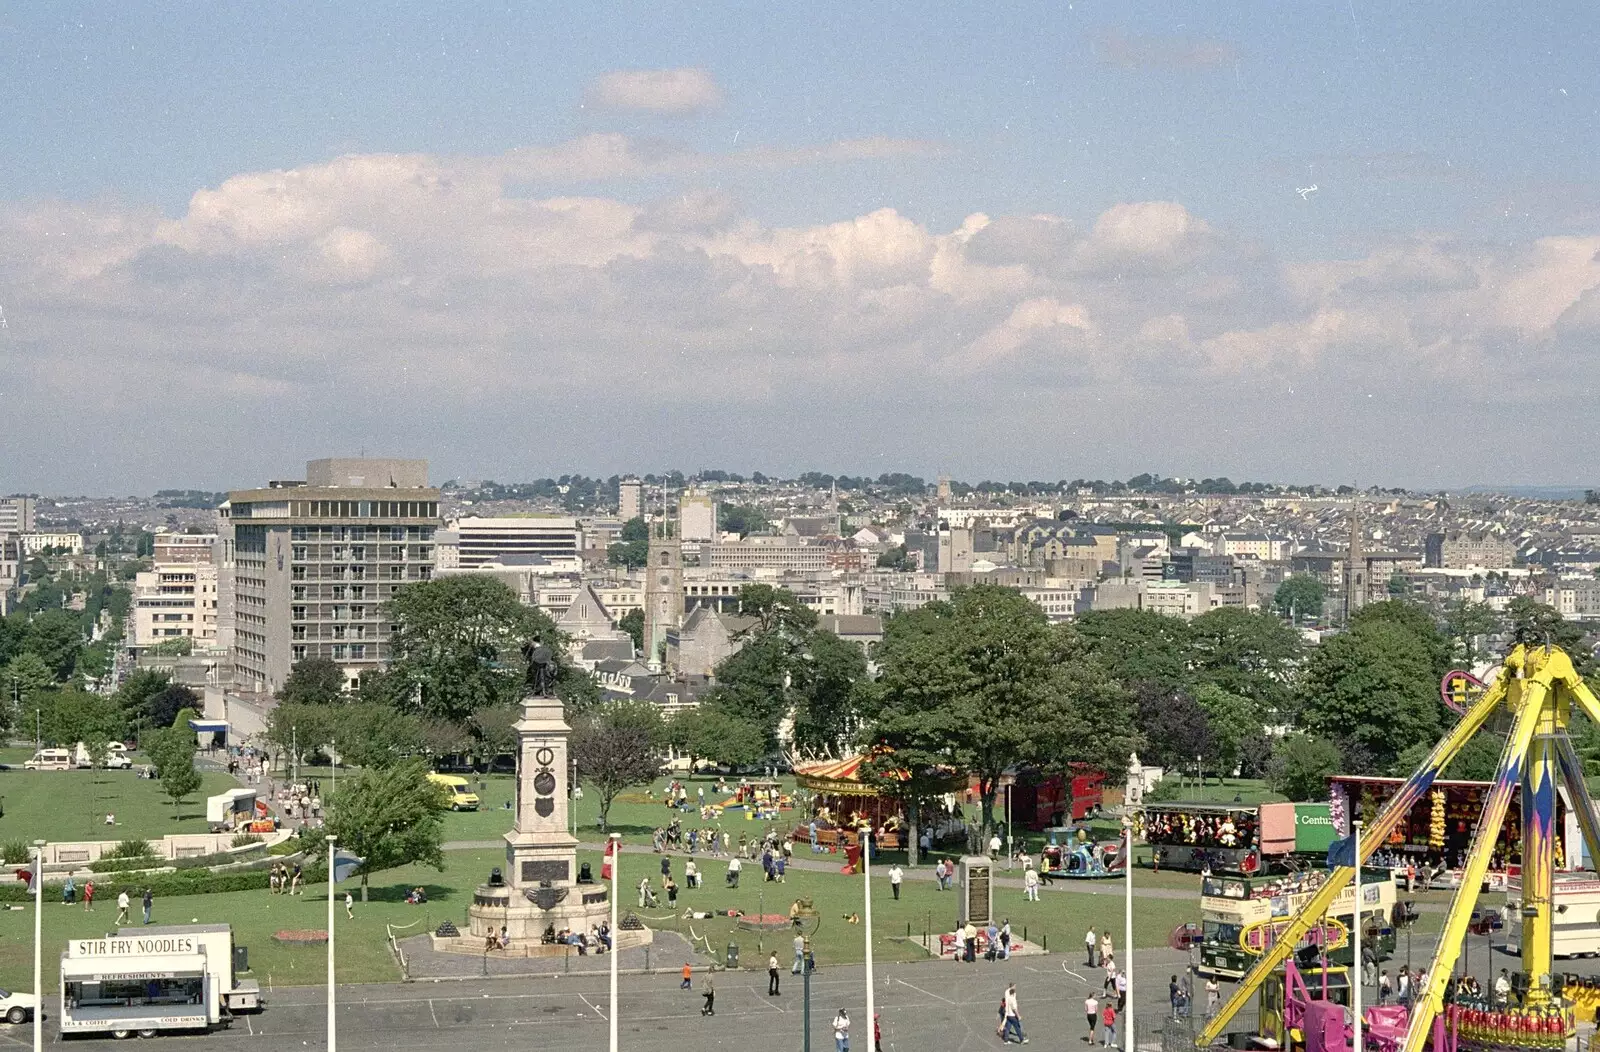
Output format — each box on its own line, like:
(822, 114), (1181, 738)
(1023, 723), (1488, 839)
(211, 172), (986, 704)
(789, 752), (965, 864)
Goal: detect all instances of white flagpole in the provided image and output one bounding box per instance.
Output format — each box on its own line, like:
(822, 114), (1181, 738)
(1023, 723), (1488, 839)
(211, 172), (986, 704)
(32, 841), (44, 1052)
(1353, 822), (1363, 1052)
(609, 833), (620, 1052)
(863, 831), (876, 1043)
(327, 836), (337, 1052)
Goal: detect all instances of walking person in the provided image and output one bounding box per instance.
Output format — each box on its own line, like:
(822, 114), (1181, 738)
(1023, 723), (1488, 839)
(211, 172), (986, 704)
(768, 952), (781, 996)
(1086, 926), (1098, 967)
(142, 887), (153, 925)
(832, 1008), (851, 1052)
(116, 889), (130, 925)
(345, 891), (354, 919)
(1024, 866), (1040, 901)
(793, 932), (806, 974)
(888, 863), (903, 900)
(1002, 983), (1028, 1044)
(1206, 976), (1220, 1017)
(1085, 993), (1099, 1044)
(701, 978), (715, 1016)
(62, 876), (75, 906)
(681, 962), (693, 990)
(1100, 932), (1113, 969)
(83, 879), (94, 911)
(1170, 975), (1182, 1021)
(1101, 1002), (1117, 1048)
(874, 1013), (883, 1052)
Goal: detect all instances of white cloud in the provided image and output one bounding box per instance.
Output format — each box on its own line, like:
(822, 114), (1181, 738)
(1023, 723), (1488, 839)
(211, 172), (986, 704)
(584, 68), (724, 115)
(3, 134), (1598, 489)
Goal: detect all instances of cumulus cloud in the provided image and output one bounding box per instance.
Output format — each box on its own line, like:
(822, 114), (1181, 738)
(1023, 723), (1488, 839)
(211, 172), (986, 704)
(584, 68), (724, 115)
(2, 132), (1598, 490)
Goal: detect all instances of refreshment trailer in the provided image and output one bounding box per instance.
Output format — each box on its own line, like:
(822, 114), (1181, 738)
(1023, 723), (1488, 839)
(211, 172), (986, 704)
(59, 924), (262, 1039)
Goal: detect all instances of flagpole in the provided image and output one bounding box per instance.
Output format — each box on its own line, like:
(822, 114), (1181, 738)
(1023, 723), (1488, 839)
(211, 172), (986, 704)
(609, 832), (620, 1052)
(863, 830), (876, 1044)
(327, 835), (336, 1052)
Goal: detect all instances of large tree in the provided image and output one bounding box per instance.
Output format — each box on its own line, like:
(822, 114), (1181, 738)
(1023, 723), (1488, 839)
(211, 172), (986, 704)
(667, 706), (767, 771)
(385, 575), (560, 724)
(1073, 608), (1192, 696)
(1266, 733), (1342, 801)
(1194, 682), (1262, 779)
(1444, 599), (1501, 668)
(1505, 598), (1593, 675)
(616, 609), (644, 653)
(1273, 575), (1327, 624)
(1188, 607), (1302, 720)
(1298, 620), (1445, 773)
(22, 609), (84, 681)
(280, 657), (346, 706)
(1351, 600), (1454, 678)
(324, 758), (449, 900)
(607, 517), (649, 570)
(145, 685), (201, 730)
(1134, 684), (1214, 773)
(37, 687), (125, 752)
(860, 585), (1138, 848)
(570, 700), (663, 830)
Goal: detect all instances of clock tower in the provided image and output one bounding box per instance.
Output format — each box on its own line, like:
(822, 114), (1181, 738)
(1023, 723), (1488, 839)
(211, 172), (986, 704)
(643, 508), (682, 669)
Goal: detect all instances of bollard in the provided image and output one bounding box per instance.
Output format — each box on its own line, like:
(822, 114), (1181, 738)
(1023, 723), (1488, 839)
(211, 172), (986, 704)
(645, 945), (651, 972)
(565, 944), (570, 972)
(1043, 933), (1048, 952)
(906, 922), (911, 937)
(1023, 925), (1028, 943)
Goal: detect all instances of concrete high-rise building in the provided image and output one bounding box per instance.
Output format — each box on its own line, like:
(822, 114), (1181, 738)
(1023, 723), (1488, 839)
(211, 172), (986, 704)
(0, 497), (37, 534)
(678, 490), (717, 542)
(132, 563), (219, 649)
(643, 514), (682, 668)
(153, 532), (218, 565)
(451, 516), (583, 568)
(223, 458), (440, 693)
(619, 478), (643, 522)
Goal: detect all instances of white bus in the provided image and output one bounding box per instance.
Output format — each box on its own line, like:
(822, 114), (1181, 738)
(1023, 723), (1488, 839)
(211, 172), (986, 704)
(59, 925), (262, 1039)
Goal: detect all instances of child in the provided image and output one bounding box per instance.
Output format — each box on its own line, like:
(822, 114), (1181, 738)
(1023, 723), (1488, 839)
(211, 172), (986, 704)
(681, 962), (693, 990)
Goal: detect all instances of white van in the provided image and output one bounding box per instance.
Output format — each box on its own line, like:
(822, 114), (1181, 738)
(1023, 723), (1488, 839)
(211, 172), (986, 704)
(24, 749), (74, 771)
(72, 742), (131, 769)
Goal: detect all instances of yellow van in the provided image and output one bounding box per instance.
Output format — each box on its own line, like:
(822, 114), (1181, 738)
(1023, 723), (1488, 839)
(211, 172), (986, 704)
(427, 772), (480, 811)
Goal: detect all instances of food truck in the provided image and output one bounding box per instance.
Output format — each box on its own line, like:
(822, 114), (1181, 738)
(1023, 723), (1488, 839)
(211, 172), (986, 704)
(59, 924), (262, 1038)
(205, 788), (273, 833)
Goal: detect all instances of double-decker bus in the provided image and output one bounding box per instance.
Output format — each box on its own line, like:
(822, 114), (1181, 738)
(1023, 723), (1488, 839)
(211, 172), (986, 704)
(1197, 867), (1397, 980)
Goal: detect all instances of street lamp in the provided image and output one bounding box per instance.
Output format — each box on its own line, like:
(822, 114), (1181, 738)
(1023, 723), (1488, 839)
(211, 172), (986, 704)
(1353, 821), (1363, 1052)
(32, 839), (45, 1052)
(609, 832), (620, 1052)
(1123, 818), (1133, 1052)
(863, 830), (876, 1048)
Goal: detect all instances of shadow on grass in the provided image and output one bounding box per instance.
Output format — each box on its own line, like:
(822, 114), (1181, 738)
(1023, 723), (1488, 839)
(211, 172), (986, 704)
(360, 881), (463, 904)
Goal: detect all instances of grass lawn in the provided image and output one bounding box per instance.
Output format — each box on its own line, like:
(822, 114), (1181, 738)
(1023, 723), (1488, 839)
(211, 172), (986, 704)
(0, 766), (239, 845)
(1142, 778), (1288, 806)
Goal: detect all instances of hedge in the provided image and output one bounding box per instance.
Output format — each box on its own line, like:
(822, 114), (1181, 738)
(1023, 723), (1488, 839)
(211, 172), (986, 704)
(3, 865), (327, 902)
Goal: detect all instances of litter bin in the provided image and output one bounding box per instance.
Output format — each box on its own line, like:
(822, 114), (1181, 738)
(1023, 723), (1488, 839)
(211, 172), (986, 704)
(726, 942), (739, 969)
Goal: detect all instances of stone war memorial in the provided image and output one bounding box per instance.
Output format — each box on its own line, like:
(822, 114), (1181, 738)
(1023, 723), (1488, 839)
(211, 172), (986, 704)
(444, 640), (650, 955)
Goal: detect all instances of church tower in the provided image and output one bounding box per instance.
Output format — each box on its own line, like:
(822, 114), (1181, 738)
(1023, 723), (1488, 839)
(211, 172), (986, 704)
(1343, 494), (1367, 622)
(643, 494), (682, 669)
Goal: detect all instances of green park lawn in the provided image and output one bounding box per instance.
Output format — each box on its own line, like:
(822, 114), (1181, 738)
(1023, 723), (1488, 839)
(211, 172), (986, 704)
(0, 765), (239, 846)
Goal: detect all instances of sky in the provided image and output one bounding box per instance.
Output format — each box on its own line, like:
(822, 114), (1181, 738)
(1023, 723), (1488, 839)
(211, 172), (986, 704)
(2, 2), (1599, 494)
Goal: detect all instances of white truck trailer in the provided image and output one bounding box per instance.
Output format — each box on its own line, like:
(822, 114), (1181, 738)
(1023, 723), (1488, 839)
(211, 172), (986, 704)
(58, 924), (263, 1038)
(1505, 875), (1600, 958)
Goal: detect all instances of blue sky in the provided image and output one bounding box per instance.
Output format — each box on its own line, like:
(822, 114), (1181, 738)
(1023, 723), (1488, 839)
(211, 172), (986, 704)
(2, 2), (1598, 491)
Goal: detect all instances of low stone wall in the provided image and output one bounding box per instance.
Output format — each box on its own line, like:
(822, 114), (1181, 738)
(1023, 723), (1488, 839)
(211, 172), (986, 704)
(14, 828), (294, 873)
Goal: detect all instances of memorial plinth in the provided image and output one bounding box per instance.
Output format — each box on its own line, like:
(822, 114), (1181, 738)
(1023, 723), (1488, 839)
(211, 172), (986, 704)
(456, 688), (645, 950)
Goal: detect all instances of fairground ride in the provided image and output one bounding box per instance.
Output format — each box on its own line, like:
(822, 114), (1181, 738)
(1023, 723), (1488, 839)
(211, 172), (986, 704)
(1196, 644), (1600, 1052)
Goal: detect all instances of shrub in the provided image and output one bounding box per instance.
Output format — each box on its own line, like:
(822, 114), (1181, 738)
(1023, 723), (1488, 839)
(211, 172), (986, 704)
(1, 840), (31, 866)
(90, 843), (266, 874)
(108, 839), (156, 859)
(231, 832), (263, 848)
(0, 865), (328, 903)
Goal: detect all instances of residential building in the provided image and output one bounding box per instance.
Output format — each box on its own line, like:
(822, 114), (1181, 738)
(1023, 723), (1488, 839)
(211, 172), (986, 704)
(451, 516), (582, 568)
(619, 478), (643, 521)
(1545, 579), (1600, 621)
(0, 497), (36, 534)
(1425, 531), (1516, 569)
(132, 564), (219, 648)
(679, 490), (717, 542)
(706, 539), (834, 573)
(20, 531), (83, 554)
(153, 532), (218, 565)
(223, 457), (440, 693)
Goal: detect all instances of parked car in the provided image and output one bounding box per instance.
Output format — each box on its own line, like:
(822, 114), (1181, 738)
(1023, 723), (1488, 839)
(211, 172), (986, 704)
(0, 988), (38, 1024)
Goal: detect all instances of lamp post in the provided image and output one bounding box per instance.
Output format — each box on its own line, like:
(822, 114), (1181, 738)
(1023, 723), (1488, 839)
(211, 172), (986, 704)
(863, 830), (876, 1046)
(32, 839), (44, 1052)
(609, 832), (620, 1052)
(326, 835), (337, 1052)
(803, 936), (813, 1052)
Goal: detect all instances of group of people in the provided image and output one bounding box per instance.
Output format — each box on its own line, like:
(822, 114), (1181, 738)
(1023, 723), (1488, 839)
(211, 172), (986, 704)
(953, 918), (1017, 962)
(531, 922), (612, 954)
(268, 861), (304, 894)
(1378, 965), (1433, 1008)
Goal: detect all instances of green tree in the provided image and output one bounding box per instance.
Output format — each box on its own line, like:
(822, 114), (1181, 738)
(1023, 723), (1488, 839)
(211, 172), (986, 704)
(1188, 608), (1302, 719)
(332, 702), (424, 769)
(145, 685), (200, 730)
(1444, 599), (1500, 668)
(1505, 598), (1593, 675)
(1351, 600), (1453, 678)
(159, 755), (203, 815)
(36, 687), (124, 754)
(324, 758), (449, 900)
(875, 545), (913, 571)
(668, 706), (767, 771)
(607, 517), (650, 569)
(469, 705), (519, 768)
(860, 585), (1138, 847)
(114, 668), (172, 729)
(1273, 575), (1327, 624)
(1, 652), (55, 716)
(265, 703), (339, 765)
(1073, 608), (1192, 695)
(1298, 621), (1444, 773)
(385, 575), (561, 724)
(1194, 682), (1262, 779)
(22, 610), (84, 680)
(280, 657), (346, 706)
(617, 609), (644, 653)
(571, 700), (663, 830)
(1266, 733), (1342, 801)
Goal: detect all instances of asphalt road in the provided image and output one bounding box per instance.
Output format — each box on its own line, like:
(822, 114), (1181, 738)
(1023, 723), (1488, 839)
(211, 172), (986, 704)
(10, 949), (1199, 1052)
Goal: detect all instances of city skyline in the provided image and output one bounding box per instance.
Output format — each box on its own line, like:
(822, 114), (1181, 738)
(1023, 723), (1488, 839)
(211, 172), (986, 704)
(2, 4), (1598, 492)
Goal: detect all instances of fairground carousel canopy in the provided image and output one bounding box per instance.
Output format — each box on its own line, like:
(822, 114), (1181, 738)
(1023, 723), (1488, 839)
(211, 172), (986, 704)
(791, 752), (965, 798)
